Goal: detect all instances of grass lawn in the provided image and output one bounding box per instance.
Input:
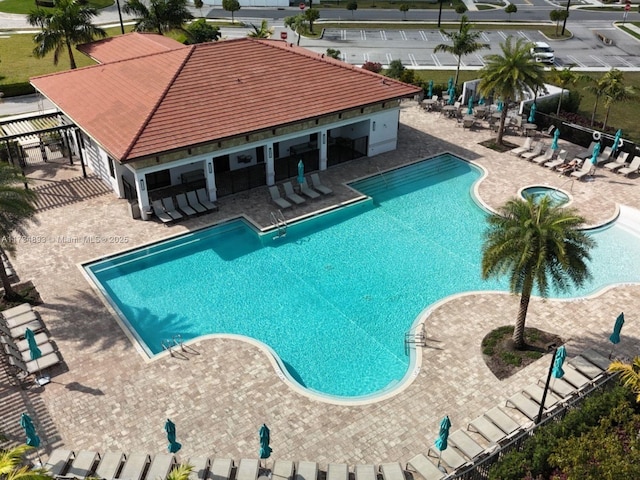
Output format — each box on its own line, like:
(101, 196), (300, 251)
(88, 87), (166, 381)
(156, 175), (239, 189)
(0, 0), (113, 15)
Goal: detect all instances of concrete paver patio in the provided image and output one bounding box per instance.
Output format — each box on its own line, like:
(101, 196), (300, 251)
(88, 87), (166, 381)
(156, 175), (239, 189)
(1, 102), (638, 469)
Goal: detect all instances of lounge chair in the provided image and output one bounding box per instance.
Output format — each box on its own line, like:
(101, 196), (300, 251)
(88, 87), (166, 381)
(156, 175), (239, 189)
(1, 303), (33, 319)
(523, 384), (561, 409)
(406, 454), (445, 480)
(146, 454), (176, 480)
(152, 200), (173, 224)
(176, 193), (197, 216)
(532, 147), (555, 165)
(603, 151), (629, 172)
(186, 191), (208, 214)
(8, 350), (62, 375)
(545, 149), (568, 169)
(299, 178), (320, 199)
(2, 340), (56, 363)
(235, 459), (259, 480)
(581, 348), (611, 370)
(310, 173), (332, 195)
(196, 189), (219, 211)
(4, 310), (39, 329)
(295, 461), (318, 480)
(570, 160), (595, 180)
(427, 443), (466, 471)
(66, 450), (100, 478)
(510, 137), (533, 156)
(354, 464), (377, 480)
(448, 429), (485, 460)
(43, 449), (74, 477)
(521, 142), (545, 161)
(268, 186), (292, 210)
(119, 453), (151, 480)
(618, 156), (640, 177)
(467, 414), (509, 444)
(327, 464), (349, 480)
(484, 407), (521, 435)
(0, 317), (46, 340)
(283, 182), (305, 205)
(188, 457), (211, 480)
(210, 458), (233, 480)
(94, 451), (125, 480)
(505, 392), (541, 420)
(161, 197), (184, 221)
(560, 366), (591, 390)
(542, 125), (555, 137)
(11, 330), (50, 352)
(539, 376), (576, 399)
(273, 460), (294, 480)
(576, 141), (597, 160)
(379, 463), (406, 480)
(594, 146), (613, 165)
(568, 355), (605, 380)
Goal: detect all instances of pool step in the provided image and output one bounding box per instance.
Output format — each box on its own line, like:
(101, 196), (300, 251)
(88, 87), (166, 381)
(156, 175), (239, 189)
(352, 156), (464, 197)
(616, 205), (640, 238)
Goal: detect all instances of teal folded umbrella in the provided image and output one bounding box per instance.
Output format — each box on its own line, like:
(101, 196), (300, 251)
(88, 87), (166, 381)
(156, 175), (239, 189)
(427, 80), (433, 98)
(552, 346), (566, 379)
(259, 423), (272, 459)
(297, 160), (305, 185)
(467, 96), (473, 115)
(528, 103), (536, 123)
(551, 128), (560, 150)
(611, 129), (623, 154)
(20, 413), (40, 448)
(609, 312), (624, 344)
(164, 419), (182, 454)
(590, 142), (601, 166)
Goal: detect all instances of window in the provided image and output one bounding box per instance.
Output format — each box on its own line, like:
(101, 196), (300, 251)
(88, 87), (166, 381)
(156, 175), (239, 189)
(108, 157), (115, 178)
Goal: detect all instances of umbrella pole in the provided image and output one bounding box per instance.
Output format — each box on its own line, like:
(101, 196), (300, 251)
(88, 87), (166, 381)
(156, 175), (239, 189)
(34, 358), (50, 386)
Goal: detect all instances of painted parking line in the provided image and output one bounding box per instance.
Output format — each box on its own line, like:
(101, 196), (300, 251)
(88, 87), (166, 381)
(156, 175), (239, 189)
(481, 32), (490, 43)
(590, 55), (610, 68)
(408, 53), (418, 66)
(400, 31), (408, 41)
(419, 30), (428, 42)
(380, 30), (387, 41)
(361, 30), (367, 41)
(340, 30), (347, 41)
(439, 31), (448, 41)
(475, 54), (485, 66)
(615, 56), (634, 67)
(518, 31), (531, 41)
(566, 55), (585, 68)
(498, 31), (508, 40)
(362, 53), (370, 63)
(386, 53), (393, 65)
(431, 53), (442, 67)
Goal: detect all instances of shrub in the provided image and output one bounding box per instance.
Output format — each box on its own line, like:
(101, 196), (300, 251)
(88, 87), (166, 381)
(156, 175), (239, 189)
(361, 61), (382, 73)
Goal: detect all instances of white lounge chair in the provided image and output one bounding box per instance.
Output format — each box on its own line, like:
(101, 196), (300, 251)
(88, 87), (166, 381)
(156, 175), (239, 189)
(235, 459), (259, 480)
(379, 463), (406, 480)
(523, 384), (562, 409)
(3, 310), (39, 329)
(0, 317), (46, 339)
(176, 193), (197, 216)
(310, 173), (332, 195)
(119, 453), (151, 480)
(427, 444), (466, 471)
(2, 340), (56, 363)
(66, 450), (100, 478)
(448, 429), (485, 460)
(196, 189), (219, 211)
(545, 149), (568, 169)
(152, 200), (173, 224)
(603, 151), (629, 172)
(268, 186), (292, 210)
(538, 376), (576, 400)
(299, 178), (320, 199)
(509, 137), (532, 156)
(295, 461), (318, 480)
(188, 457), (211, 480)
(12, 330), (50, 352)
(1, 303), (33, 319)
(560, 366), (591, 390)
(577, 141), (597, 160)
(146, 454), (176, 480)
(581, 348), (611, 370)
(468, 414), (509, 444)
(406, 454), (444, 480)
(354, 464), (377, 480)
(8, 350), (62, 375)
(570, 160), (595, 180)
(568, 355), (605, 380)
(484, 407), (521, 435)
(186, 191), (208, 214)
(273, 460), (294, 480)
(521, 142), (545, 161)
(594, 146), (613, 165)
(43, 449), (74, 477)
(327, 464), (349, 480)
(161, 197), (184, 221)
(283, 181), (305, 205)
(618, 156), (640, 177)
(506, 392), (540, 420)
(532, 148), (555, 165)
(210, 458), (233, 480)
(94, 451), (125, 480)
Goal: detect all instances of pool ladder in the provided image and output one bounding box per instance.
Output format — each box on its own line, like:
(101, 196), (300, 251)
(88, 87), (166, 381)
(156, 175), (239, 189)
(376, 166), (389, 189)
(270, 210), (287, 239)
(162, 334), (194, 357)
(404, 326), (427, 355)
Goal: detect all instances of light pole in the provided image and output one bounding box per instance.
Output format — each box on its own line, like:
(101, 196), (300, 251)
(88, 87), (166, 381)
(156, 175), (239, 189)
(536, 345), (566, 424)
(115, 0), (125, 35)
(437, 0), (444, 28)
(560, 0), (570, 37)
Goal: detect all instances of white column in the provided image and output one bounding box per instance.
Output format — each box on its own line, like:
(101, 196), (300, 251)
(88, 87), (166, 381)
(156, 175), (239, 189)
(206, 159), (217, 201)
(265, 142), (275, 185)
(319, 129), (328, 171)
(135, 172), (151, 220)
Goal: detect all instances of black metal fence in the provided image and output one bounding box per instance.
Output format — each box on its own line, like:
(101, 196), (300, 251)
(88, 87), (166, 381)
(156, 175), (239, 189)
(448, 372), (619, 480)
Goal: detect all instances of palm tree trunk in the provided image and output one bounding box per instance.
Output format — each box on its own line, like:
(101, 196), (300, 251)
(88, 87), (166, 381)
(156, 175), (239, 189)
(513, 278), (533, 349)
(0, 251), (16, 301)
(603, 104), (611, 130)
(590, 96), (599, 126)
(454, 56), (461, 88)
(556, 89), (563, 115)
(496, 108), (507, 145)
(66, 40), (77, 70)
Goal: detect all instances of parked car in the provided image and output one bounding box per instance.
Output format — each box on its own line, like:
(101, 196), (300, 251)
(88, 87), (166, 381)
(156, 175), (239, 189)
(530, 41), (555, 64)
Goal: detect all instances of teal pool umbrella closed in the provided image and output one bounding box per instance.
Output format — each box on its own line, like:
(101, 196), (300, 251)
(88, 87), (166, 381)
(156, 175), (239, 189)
(552, 345), (566, 379)
(496, 101), (503, 112)
(551, 128), (560, 151)
(528, 103), (537, 123)
(447, 86), (455, 105)
(447, 77), (453, 90)
(590, 142), (601, 166)
(25, 328), (49, 386)
(259, 424), (272, 463)
(164, 419), (182, 454)
(611, 129), (623, 154)
(20, 412), (42, 464)
(609, 312), (625, 358)
(467, 96), (474, 115)
(434, 415), (451, 468)
(297, 160), (305, 185)
(537, 346), (567, 423)
(478, 96), (485, 105)
(427, 80), (433, 98)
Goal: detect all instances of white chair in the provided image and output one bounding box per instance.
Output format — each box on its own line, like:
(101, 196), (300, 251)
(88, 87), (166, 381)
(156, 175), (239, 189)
(299, 178), (320, 199)
(186, 191), (208, 214)
(210, 458), (233, 480)
(618, 156), (640, 177)
(310, 173), (332, 195)
(283, 181), (305, 205)
(176, 193), (197, 216)
(196, 189), (219, 211)
(152, 200), (173, 224)
(161, 197), (184, 221)
(295, 461), (318, 480)
(603, 151), (629, 172)
(268, 186), (292, 210)
(94, 452), (125, 480)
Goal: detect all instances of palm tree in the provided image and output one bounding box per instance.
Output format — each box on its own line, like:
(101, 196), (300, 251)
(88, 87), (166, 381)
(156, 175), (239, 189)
(27, 0), (106, 70)
(247, 20), (274, 39)
(550, 66), (579, 115)
(600, 69), (635, 130)
(609, 357), (640, 402)
(284, 14), (305, 46)
(433, 15), (489, 88)
(166, 464), (193, 480)
(0, 165), (38, 301)
(0, 444), (52, 480)
(481, 196), (595, 349)
(582, 74), (608, 127)
(478, 37), (545, 145)
(123, 0), (193, 36)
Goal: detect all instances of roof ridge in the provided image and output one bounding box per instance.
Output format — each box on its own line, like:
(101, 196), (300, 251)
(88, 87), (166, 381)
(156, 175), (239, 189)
(119, 45), (196, 161)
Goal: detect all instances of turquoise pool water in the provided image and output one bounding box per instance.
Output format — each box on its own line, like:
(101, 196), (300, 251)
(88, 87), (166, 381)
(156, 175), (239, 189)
(85, 154), (640, 399)
(521, 186), (570, 206)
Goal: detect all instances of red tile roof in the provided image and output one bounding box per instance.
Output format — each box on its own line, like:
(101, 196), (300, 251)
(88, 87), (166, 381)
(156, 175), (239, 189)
(32, 38), (422, 163)
(76, 32), (185, 64)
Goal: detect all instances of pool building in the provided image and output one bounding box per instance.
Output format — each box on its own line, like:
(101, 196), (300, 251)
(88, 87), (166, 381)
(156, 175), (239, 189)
(30, 34), (422, 220)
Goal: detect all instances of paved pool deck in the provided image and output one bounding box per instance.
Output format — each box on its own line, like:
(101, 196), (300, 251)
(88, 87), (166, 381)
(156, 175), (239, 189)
(1, 101), (639, 468)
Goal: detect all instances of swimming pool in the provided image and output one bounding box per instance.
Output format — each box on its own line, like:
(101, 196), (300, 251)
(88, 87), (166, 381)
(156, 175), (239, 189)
(85, 153), (640, 400)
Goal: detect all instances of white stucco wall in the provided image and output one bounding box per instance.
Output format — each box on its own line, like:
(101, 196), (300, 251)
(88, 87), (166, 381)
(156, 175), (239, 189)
(368, 108), (400, 156)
